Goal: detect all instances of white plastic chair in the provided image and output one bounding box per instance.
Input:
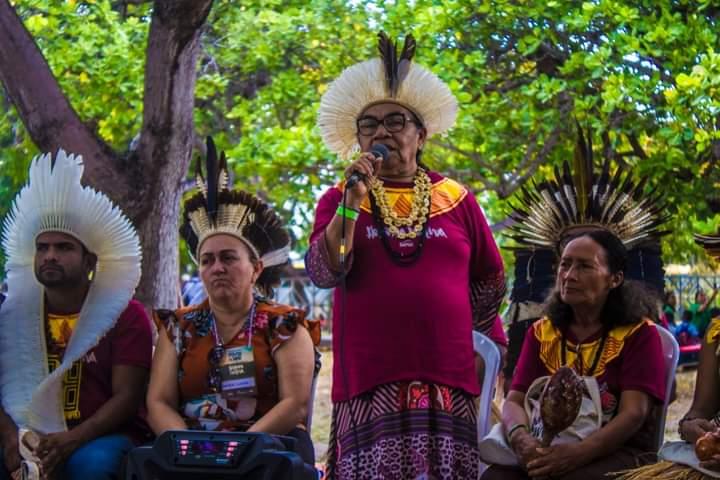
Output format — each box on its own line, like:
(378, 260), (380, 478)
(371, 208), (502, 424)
(473, 330), (501, 478)
(653, 324), (680, 452)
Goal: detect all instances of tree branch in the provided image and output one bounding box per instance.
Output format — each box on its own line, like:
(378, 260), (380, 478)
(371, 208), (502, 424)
(498, 92), (573, 198)
(627, 133), (648, 160)
(501, 124), (564, 199)
(601, 130), (614, 162)
(482, 75), (534, 94)
(0, 0), (122, 198)
(427, 139), (503, 177)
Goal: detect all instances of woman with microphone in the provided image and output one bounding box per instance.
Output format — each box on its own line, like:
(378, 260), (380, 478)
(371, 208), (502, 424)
(306, 31), (506, 479)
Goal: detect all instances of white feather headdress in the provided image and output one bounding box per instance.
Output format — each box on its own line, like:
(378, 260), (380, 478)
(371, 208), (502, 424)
(0, 150), (141, 433)
(318, 32), (458, 159)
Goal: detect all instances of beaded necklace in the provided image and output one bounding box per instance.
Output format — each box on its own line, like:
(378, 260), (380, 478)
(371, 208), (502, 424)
(210, 298), (257, 349)
(368, 169), (432, 266)
(368, 168), (432, 240)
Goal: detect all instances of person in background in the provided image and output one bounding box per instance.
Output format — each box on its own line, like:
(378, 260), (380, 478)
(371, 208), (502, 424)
(181, 272), (206, 306)
(676, 309), (701, 347)
(690, 288), (719, 337)
(0, 150), (151, 479)
(662, 290), (677, 331)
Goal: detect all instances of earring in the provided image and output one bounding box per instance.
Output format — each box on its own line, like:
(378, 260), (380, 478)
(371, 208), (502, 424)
(88, 270), (95, 281)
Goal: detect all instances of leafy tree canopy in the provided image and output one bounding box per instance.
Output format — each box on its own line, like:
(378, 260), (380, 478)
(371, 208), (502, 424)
(2, 0), (720, 275)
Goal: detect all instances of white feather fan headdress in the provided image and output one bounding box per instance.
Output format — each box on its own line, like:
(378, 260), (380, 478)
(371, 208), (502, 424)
(0, 150), (141, 433)
(318, 32), (458, 159)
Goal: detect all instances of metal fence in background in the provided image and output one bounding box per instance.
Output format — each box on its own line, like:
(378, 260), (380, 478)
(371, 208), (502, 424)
(666, 274), (720, 312)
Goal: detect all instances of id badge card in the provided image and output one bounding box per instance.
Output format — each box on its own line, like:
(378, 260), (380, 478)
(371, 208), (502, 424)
(218, 345), (256, 398)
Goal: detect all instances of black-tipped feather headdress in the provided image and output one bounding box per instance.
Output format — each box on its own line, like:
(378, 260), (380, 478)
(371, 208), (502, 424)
(507, 128), (670, 252)
(695, 230), (720, 260)
(180, 137), (290, 270)
(506, 127), (671, 293)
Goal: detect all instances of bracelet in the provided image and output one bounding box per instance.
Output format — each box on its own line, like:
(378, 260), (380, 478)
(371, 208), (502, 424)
(506, 423), (529, 444)
(336, 205), (360, 221)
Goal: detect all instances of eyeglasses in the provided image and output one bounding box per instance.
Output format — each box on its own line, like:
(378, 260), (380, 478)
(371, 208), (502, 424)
(356, 112), (418, 136)
(207, 345), (225, 393)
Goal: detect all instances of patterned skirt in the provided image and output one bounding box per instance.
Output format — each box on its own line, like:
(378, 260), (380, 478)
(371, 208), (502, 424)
(325, 381), (480, 480)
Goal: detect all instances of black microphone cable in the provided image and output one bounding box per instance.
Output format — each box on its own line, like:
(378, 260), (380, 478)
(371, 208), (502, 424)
(338, 176), (361, 480)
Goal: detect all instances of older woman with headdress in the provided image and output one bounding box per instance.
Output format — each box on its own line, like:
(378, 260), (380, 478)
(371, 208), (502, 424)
(146, 138), (320, 465)
(483, 231), (667, 480)
(306, 32), (507, 479)
(613, 231), (720, 480)
(480, 143), (670, 479)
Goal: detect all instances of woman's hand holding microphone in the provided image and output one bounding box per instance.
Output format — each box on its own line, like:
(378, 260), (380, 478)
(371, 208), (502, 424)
(343, 145), (389, 207)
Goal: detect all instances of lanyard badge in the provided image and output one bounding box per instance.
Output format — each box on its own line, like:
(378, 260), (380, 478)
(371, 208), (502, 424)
(218, 345), (256, 398)
(209, 301), (258, 399)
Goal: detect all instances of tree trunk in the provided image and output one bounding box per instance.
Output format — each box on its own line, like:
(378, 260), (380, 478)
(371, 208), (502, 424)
(0, 0), (214, 310)
(130, 0), (214, 309)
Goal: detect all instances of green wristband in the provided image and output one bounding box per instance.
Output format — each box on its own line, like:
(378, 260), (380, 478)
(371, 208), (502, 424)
(336, 205), (360, 221)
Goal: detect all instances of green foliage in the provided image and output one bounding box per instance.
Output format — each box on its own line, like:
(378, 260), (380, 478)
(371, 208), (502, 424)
(2, 0), (720, 278)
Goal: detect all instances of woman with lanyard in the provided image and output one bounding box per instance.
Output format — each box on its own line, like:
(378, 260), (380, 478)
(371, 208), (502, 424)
(146, 138), (320, 465)
(481, 139), (670, 479)
(307, 32), (506, 479)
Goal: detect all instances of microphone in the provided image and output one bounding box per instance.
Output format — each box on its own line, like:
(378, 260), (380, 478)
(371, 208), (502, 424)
(346, 144), (390, 188)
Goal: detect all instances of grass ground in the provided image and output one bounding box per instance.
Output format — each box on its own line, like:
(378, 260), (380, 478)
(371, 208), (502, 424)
(310, 349), (697, 460)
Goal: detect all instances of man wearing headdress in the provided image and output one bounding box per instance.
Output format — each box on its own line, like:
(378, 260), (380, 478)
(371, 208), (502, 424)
(0, 151), (152, 479)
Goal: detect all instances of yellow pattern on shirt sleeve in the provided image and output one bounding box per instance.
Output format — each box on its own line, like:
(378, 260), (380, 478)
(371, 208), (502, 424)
(705, 318), (720, 344)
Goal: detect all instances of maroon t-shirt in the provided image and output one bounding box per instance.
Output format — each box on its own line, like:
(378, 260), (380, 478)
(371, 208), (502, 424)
(488, 314), (508, 347)
(49, 299), (153, 442)
(308, 172), (505, 402)
(511, 317), (666, 450)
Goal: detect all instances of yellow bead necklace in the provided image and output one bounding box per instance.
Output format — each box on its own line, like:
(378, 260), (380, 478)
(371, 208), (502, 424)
(369, 168), (432, 239)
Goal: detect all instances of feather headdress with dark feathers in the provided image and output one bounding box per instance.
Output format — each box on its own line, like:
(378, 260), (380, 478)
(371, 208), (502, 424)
(505, 127), (671, 295)
(507, 128), (670, 252)
(378, 31), (416, 98)
(180, 137), (291, 295)
(695, 230), (720, 260)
